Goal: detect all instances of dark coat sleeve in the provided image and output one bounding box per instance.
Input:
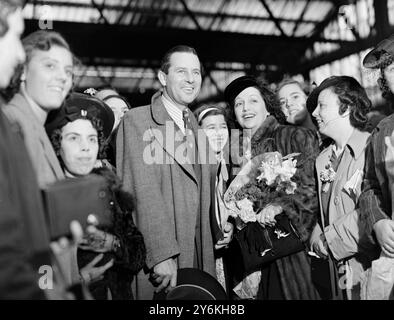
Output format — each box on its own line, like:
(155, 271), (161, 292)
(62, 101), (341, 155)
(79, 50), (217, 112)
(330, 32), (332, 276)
(0, 114), (45, 299)
(276, 126), (320, 242)
(90, 167), (146, 275)
(359, 118), (394, 245)
(0, 189), (45, 299)
(112, 188), (146, 274)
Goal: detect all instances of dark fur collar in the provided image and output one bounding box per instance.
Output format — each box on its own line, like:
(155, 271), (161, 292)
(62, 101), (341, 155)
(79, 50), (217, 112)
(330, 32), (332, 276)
(251, 116), (279, 146)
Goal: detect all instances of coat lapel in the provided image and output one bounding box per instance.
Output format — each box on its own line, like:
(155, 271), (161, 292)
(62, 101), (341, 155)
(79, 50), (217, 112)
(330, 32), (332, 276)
(315, 145), (333, 227)
(327, 130), (370, 223)
(149, 92), (197, 184)
(9, 94), (64, 179)
(327, 149), (349, 223)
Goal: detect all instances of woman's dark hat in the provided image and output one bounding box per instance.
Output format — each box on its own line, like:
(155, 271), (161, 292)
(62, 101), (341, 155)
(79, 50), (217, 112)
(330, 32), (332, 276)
(363, 34), (394, 69)
(224, 76), (259, 106)
(306, 76), (355, 113)
(45, 92), (115, 139)
(153, 268), (227, 300)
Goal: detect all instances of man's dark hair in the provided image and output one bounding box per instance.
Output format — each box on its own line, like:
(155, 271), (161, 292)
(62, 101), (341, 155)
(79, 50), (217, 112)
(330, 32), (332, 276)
(0, 0), (23, 37)
(327, 76), (371, 131)
(160, 45), (200, 74)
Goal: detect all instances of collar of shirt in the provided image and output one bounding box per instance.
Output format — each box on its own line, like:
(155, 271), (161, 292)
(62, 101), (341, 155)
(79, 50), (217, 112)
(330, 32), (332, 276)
(331, 128), (370, 160)
(161, 94), (186, 134)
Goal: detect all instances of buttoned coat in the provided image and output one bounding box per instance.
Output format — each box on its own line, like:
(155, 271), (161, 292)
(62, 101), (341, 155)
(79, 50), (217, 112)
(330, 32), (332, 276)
(2, 93), (64, 188)
(311, 129), (377, 299)
(116, 92), (216, 299)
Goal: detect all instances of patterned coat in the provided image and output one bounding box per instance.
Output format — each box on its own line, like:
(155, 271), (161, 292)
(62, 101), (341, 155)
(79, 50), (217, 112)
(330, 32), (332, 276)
(116, 91), (216, 300)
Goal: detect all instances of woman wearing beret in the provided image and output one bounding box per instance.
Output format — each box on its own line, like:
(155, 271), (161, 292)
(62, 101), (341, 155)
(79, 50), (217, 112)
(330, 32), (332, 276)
(308, 76), (377, 300)
(2, 30), (75, 188)
(45, 92), (146, 299)
(224, 75), (320, 300)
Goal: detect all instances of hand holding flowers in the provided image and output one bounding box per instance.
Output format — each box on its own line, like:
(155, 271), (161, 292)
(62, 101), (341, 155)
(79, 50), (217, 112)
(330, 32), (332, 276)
(224, 151), (300, 227)
(256, 204), (283, 227)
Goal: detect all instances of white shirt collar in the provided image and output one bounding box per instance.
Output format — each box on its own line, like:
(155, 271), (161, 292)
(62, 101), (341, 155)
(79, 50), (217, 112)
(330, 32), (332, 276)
(161, 94), (186, 134)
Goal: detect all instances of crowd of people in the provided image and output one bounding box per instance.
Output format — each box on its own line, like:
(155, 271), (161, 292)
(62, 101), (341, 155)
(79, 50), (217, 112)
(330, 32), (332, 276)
(1, 0), (394, 300)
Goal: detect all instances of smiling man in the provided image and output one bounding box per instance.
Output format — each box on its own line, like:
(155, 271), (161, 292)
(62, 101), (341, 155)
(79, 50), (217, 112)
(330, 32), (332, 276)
(117, 46), (220, 300)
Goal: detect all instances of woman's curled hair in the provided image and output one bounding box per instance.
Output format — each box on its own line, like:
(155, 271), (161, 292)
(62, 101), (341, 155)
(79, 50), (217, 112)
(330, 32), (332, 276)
(50, 115), (108, 163)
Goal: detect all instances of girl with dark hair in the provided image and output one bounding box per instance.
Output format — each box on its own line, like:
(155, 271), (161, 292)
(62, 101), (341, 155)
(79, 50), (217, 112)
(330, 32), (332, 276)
(224, 75), (320, 300)
(194, 105), (234, 296)
(308, 76), (376, 300)
(46, 92), (146, 300)
(2, 30), (75, 188)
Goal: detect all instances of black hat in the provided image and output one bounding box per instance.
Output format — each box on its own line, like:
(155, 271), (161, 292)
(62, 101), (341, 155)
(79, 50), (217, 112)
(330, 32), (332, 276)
(306, 76), (358, 113)
(45, 92), (115, 140)
(363, 34), (394, 69)
(153, 268), (227, 300)
(224, 76), (259, 106)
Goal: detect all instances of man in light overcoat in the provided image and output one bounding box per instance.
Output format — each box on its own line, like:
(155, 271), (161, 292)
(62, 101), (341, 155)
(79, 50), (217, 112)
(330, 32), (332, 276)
(117, 46), (224, 299)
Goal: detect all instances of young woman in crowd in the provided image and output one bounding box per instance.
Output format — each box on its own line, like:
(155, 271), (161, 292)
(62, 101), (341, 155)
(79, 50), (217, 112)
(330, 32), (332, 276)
(194, 105), (234, 296)
(2, 30), (75, 188)
(276, 78), (316, 131)
(308, 76), (380, 300)
(45, 92), (146, 299)
(85, 86), (132, 168)
(224, 75), (320, 300)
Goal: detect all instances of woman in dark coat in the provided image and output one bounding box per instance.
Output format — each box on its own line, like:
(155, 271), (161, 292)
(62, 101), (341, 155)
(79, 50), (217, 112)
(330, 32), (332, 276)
(45, 92), (146, 299)
(224, 76), (320, 300)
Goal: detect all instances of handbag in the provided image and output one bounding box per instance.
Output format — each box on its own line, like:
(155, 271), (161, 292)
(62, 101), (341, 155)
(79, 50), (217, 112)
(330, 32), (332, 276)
(42, 174), (113, 240)
(229, 213), (305, 276)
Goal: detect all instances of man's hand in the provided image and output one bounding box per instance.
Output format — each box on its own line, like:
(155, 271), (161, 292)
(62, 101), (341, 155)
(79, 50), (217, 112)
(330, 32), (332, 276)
(310, 233), (329, 259)
(373, 219), (394, 257)
(215, 222), (234, 250)
(151, 258), (177, 293)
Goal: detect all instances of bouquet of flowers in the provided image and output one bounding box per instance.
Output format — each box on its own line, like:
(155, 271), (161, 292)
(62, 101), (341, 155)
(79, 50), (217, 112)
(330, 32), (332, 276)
(224, 151), (299, 228)
(223, 151), (301, 299)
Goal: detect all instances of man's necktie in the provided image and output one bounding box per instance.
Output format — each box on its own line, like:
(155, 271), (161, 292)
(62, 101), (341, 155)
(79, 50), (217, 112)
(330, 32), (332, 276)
(182, 108), (196, 165)
(182, 108), (191, 133)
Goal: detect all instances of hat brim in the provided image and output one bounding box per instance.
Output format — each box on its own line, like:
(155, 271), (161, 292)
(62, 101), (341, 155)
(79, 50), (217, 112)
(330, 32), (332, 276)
(363, 35), (394, 69)
(224, 76), (259, 106)
(153, 268), (227, 300)
(45, 93), (115, 140)
(306, 76), (344, 114)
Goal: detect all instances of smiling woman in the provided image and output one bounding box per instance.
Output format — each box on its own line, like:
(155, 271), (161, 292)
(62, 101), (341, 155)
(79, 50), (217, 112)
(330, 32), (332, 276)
(2, 30), (76, 188)
(224, 75), (320, 300)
